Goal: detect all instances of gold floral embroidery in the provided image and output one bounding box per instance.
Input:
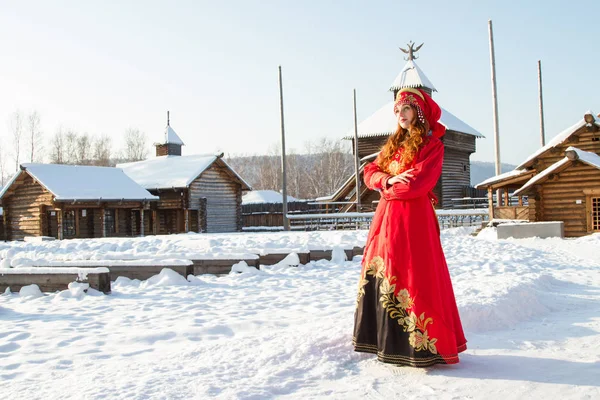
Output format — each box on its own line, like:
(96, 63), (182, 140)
(388, 160), (401, 175)
(357, 257), (440, 355)
(357, 256), (385, 303)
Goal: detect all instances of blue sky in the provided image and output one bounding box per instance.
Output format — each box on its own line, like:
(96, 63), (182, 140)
(1, 0), (598, 169)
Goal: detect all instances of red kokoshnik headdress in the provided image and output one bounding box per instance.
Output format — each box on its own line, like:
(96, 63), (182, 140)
(393, 88), (446, 138)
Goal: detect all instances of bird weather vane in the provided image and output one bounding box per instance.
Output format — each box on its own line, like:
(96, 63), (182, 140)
(400, 41), (424, 60)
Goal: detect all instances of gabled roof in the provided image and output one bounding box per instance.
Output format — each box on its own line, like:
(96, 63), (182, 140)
(0, 164), (158, 202)
(389, 60), (437, 92)
(117, 154), (251, 191)
(475, 169), (535, 189)
(514, 147), (600, 196)
(516, 111), (600, 170)
(165, 124), (184, 145)
(344, 101), (484, 139)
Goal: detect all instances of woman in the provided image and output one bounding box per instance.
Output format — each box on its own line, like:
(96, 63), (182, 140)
(353, 88), (467, 367)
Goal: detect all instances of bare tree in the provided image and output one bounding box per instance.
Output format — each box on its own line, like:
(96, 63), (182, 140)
(93, 134), (112, 166)
(76, 133), (91, 164)
(63, 130), (79, 164)
(121, 128), (148, 162)
(49, 128), (66, 164)
(27, 111), (43, 162)
(9, 110), (23, 170)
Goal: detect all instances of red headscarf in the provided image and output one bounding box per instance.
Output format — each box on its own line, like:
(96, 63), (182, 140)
(394, 88), (446, 138)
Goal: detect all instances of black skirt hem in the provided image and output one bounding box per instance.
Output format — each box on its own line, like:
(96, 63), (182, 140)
(353, 339), (463, 368)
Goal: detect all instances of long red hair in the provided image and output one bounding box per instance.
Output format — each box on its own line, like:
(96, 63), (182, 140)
(377, 105), (430, 173)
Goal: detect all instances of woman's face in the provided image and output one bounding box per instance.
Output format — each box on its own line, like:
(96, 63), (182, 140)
(394, 104), (415, 130)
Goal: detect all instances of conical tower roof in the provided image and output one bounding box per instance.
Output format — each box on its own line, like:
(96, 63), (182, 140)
(389, 59), (437, 93)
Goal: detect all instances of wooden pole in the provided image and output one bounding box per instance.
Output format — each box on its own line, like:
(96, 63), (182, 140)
(57, 208), (63, 240)
(278, 65), (290, 231)
(537, 60), (546, 146)
(488, 20), (502, 206)
(140, 208), (145, 237)
(353, 89), (361, 213)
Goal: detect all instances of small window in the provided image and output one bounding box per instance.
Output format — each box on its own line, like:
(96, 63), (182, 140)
(104, 209), (116, 234)
(463, 164), (467, 172)
(592, 137), (599, 142)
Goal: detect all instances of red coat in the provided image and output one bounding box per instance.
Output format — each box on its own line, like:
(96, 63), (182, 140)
(353, 136), (467, 367)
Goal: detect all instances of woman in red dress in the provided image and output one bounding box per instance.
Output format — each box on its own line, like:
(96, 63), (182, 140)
(353, 88), (467, 367)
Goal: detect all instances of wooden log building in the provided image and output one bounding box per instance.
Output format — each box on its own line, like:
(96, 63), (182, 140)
(118, 117), (251, 234)
(0, 164), (158, 241)
(476, 111), (600, 237)
(321, 44), (484, 211)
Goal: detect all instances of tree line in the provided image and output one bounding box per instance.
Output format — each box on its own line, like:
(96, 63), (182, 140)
(1, 110), (149, 185)
(226, 137), (355, 200)
(3, 110), (356, 200)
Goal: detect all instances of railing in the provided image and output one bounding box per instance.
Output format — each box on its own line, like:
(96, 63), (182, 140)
(286, 209), (489, 231)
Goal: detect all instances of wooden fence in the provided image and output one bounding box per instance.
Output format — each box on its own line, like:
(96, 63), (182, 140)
(286, 209), (489, 231)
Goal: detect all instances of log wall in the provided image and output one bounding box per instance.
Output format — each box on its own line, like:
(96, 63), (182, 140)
(3, 174), (53, 241)
(192, 166), (241, 233)
(539, 162), (600, 237)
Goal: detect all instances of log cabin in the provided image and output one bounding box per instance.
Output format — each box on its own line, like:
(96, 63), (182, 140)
(476, 111), (600, 237)
(0, 164), (158, 241)
(321, 45), (484, 211)
(118, 118), (251, 233)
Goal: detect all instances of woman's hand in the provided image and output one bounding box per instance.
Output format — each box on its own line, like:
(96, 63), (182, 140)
(387, 168), (416, 186)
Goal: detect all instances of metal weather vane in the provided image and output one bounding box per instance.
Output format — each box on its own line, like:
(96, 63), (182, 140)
(400, 41), (424, 61)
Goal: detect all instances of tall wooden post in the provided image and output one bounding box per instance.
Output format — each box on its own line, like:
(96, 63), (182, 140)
(140, 208), (145, 237)
(488, 20), (502, 206)
(152, 210), (158, 235)
(353, 89), (361, 213)
(115, 209), (120, 235)
(487, 187), (494, 220)
(3, 207), (9, 241)
(57, 208), (63, 240)
(278, 65), (290, 231)
(75, 209), (80, 238)
(537, 60), (546, 146)
(184, 209), (189, 232)
(101, 206), (106, 238)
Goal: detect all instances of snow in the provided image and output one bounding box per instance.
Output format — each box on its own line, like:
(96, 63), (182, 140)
(346, 101), (484, 138)
(568, 146), (600, 169)
(118, 154), (251, 191)
(0, 164), (158, 201)
(118, 154), (218, 189)
(164, 124), (184, 145)
(514, 146), (600, 196)
(389, 59), (437, 92)
(475, 168), (532, 188)
(18, 284), (43, 298)
(516, 113), (600, 169)
(1, 229), (600, 398)
(242, 190), (299, 204)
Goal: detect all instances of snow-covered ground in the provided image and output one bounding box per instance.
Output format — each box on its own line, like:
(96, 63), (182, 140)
(1, 228), (600, 399)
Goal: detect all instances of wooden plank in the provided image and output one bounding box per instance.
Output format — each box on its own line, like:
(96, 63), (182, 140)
(49, 264), (194, 281)
(191, 258), (259, 275)
(0, 271), (111, 294)
(259, 252), (310, 266)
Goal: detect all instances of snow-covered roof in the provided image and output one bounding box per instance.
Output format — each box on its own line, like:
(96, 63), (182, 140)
(242, 190), (299, 205)
(567, 146), (600, 169)
(389, 60), (437, 92)
(345, 101), (484, 138)
(514, 147), (600, 196)
(118, 154), (251, 190)
(475, 169), (534, 189)
(516, 111), (600, 170)
(0, 164), (158, 201)
(165, 124), (184, 145)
